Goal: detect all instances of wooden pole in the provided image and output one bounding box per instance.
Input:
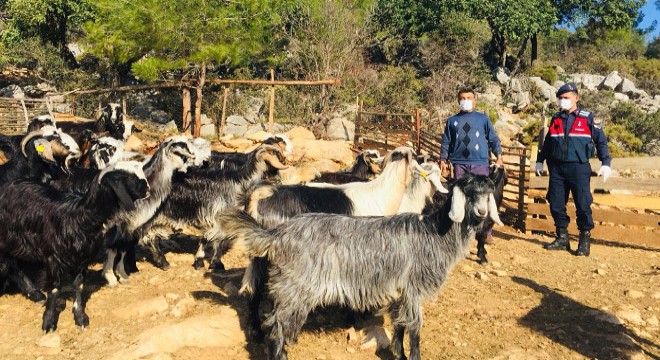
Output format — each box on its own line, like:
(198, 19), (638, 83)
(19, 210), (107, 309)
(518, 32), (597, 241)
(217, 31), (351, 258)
(219, 87), (229, 137)
(415, 109), (421, 153)
(70, 94), (76, 116)
(268, 69), (275, 133)
(193, 62), (206, 138)
(122, 94), (127, 115)
(515, 148), (529, 231)
(182, 86), (192, 134)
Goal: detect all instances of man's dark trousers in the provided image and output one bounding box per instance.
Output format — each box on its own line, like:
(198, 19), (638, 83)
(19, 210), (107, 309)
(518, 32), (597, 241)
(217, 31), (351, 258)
(547, 161), (594, 231)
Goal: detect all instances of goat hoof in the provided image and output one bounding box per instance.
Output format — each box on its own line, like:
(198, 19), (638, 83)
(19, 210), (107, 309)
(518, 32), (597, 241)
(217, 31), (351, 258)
(27, 291), (47, 304)
(75, 314), (89, 329)
(118, 277), (131, 285)
(192, 258), (205, 270)
(42, 322), (57, 334)
(156, 258), (171, 271)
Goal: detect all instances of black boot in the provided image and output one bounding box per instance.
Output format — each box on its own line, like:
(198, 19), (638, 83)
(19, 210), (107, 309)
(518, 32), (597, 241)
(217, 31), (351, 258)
(576, 231), (591, 256)
(544, 227), (570, 251)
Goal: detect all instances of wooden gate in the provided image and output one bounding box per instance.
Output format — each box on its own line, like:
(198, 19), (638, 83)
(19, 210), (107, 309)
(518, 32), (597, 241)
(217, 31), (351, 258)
(353, 104), (417, 154)
(0, 97), (65, 134)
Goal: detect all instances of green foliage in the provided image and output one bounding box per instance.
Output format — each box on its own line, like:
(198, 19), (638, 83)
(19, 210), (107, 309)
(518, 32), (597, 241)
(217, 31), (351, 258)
(605, 124), (643, 157)
(521, 119), (541, 146)
(531, 66), (558, 84)
(360, 65), (422, 112)
(609, 102), (660, 144)
(647, 36), (660, 59)
(84, 0), (290, 82)
(595, 28), (646, 59)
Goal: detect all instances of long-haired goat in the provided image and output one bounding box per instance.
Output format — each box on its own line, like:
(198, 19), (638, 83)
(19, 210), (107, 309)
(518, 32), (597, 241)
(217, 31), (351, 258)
(130, 144), (288, 274)
(57, 103), (128, 144)
(423, 164), (507, 264)
(0, 161), (149, 333)
(220, 175), (502, 360)
(0, 115), (57, 163)
(312, 149), (381, 184)
(99, 136), (197, 287)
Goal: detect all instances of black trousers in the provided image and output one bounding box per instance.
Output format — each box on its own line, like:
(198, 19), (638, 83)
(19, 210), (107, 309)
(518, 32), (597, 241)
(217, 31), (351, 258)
(546, 161), (594, 231)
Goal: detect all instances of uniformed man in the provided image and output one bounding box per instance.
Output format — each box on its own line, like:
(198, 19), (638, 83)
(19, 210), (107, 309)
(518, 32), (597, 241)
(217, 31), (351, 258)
(535, 83), (612, 256)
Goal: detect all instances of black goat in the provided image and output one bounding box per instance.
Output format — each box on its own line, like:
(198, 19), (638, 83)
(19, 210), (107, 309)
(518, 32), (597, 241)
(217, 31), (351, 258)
(0, 161), (149, 333)
(0, 115), (58, 163)
(220, 175), (502, 360)
(56, 103), (126, 144)
(312, 149), (381, 184)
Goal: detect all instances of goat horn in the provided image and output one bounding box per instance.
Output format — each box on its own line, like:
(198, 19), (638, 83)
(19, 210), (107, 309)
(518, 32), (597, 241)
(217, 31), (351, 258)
(97, 164), (116, 184)
(20, 129), (46, 158)
(262, 152), (289, 170)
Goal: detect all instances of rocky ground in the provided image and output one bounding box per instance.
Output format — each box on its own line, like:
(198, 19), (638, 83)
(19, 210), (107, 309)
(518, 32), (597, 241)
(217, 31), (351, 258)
(0, 223), (658, 360)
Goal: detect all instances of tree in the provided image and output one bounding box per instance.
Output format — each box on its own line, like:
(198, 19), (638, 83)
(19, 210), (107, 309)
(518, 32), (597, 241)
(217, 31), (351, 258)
(84, 0), (289, 136)
(1, 0), (95, 64)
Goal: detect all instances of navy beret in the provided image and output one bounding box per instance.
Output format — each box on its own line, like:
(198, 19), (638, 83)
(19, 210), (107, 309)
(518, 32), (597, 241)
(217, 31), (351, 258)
(556, 82), (578, 97)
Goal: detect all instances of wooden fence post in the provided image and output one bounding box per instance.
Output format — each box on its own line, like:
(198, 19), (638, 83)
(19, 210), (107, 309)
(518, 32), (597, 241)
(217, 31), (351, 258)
(515, 148), (528, 231)
(218, 87), (229, 137)
(415, 109), (421, 153)
(122, 94), (127, 115)
(268, 69), (275, 133)
(70, 95), (76, 116)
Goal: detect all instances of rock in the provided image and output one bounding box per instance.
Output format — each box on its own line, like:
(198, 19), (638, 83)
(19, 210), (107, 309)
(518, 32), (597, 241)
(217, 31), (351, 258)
(157, 121), (178, 134)
(591, 310), (622, 325)
(53, 102), (71, 114)
(243, 95), (264, 123)
(494, 121), (521, 142)
(528, 77), (557, 102)
(201, 114), (213, 125)
(326, 117), (355, 141)
(67, 43), (84, 58)
(616, 306), (645, 326)
(289, 139), (353, 166)
(223, 115), (250, 137)
(246, 130), (273, 142)
(346, 347), (356, 354)
(511, 255), (530, 264)
(511, 91), (530, 110)
(124, 135), (144, 152)
(150, 110), (172, 124)
(599, 71), (623, 91)
(509, 78), (523, 93)
(109, 308), (245, 360)
(200, 124), (216, 137)
(221, 138), (254, 151)
(476, 272), (489, 281)
(0, 84), (25, 99)
(596, 268), (607, 276)
(359, 326), (390, 350)
(24, 83), (57, 97)
(493, 67), (510, 85)
(630, 88), (649, 100)
(346, 327), (358, 344)
(554, 65), (565, 74)
(170, 297), (196, 318)
(112, 296), (169, 319)
(568, 74), (605, 91)
(287, 126), (316, 140)
(490, 261), (502, 268)
(490, 270), (508, 277)
(37, 333), (61, 348)
(624, 290), (645, 299)
(614, 93), (630, 102)
(647, 315), (659, 327)
(552, 80), (565, 89)
(311, 159), (342, 173)
(616, 78), (637, 95)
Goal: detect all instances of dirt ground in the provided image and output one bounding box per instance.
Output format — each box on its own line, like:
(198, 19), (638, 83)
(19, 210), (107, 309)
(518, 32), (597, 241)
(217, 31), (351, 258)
(0, 224), (657, 360)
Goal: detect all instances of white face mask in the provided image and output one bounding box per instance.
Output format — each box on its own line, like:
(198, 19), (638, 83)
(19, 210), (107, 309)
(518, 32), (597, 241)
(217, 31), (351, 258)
(459, 99), (473, 112)
(558, 98), (573, 111)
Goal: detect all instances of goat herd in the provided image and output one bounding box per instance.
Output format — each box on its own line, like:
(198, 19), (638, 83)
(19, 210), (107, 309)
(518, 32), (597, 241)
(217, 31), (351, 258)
(0, 105), (507, 360)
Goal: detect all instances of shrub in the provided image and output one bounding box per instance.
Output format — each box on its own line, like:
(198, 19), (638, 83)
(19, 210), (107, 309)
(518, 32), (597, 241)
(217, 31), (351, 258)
(531, 66), (558, 84)
(605, 124), (643, 157)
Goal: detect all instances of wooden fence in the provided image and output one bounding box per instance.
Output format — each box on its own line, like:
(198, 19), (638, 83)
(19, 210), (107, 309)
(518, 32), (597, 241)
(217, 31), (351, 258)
(353, 105), (417, 153)
(526, 189), (659, 247)
(0, 97), (65, 134)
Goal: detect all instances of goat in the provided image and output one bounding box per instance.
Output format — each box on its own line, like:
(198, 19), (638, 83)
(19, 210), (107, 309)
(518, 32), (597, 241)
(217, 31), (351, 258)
(0, 115), (61, 163)
(397, 162), (447, 213)
(0, 161), (149, 333)
(56, 103), (127, 144)
(98, 136), (197, 287)
(0, 126), (78, 184)
(423, 164), (507, 264)
(77, 135), (125, 169)
(220, 175), (502, 360)
(132, 144), (289, 274)
(312, 149), (381, 184)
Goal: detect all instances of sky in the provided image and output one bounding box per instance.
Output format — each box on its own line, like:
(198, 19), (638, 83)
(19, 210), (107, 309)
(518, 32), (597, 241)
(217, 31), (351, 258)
(639, 0), (660, 40)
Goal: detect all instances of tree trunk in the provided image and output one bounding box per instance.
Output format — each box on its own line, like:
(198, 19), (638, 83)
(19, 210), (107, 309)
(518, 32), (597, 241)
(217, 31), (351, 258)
(531, 33), (538, 68)
(182, 73), (192, 134)
(510, 37), (529, 76)
(193, 62), (206, 138)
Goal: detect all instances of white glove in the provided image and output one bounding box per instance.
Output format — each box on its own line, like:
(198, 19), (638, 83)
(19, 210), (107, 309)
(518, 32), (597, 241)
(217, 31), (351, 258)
(535, 162), (544, 176)
(598, 165), (611, 183)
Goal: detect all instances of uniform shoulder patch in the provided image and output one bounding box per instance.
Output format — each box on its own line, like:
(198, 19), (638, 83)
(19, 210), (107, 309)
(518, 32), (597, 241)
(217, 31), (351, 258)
(578, 110), (592, 118)
(593, 116), (602, 129)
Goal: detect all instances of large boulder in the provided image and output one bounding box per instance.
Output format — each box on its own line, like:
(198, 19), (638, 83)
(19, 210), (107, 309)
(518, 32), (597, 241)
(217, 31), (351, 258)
(509, 78), (523, 93)
(615, 78), (637, 95)
(643, 139), (660, 156)
(614, 93), (630, 102)
(511, 91), (530, 111)
(567, 74), (605, 91)
(200, 124), (216, 137)
(223, 115), (249, 137)
(287, 126), (316, 140)
(0, 85), (25, 99)
(493, 67), (510, 85)
(246, 130), (273, 142)
(289, 139), (353, 166)
(494, 120), (521, 142)
(528, 77), (557, 102)
(599, 71), (623, 91)
(326, 117), (355, 141)
(553, 80), (566, 90)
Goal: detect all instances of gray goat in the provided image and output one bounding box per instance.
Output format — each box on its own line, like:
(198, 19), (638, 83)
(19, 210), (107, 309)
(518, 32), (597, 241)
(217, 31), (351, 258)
(220, 175), (502, 360)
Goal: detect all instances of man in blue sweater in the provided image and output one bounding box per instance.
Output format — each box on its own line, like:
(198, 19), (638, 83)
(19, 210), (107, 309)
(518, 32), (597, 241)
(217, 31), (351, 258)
(440, 88), (504, 246)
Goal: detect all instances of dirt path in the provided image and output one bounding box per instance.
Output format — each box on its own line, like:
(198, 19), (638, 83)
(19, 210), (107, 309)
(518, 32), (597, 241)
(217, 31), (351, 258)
(1, 225), (658, 360)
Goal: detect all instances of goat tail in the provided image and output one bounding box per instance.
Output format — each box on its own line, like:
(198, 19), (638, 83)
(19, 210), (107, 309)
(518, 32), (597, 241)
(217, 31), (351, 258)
(218, 210), (274, 259)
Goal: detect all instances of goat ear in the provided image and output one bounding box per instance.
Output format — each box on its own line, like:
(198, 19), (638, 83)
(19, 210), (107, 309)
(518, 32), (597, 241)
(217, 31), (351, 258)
(448, 186), (466, 222)
(107, 178), (137, 211)
(488, 193), (504, 226)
